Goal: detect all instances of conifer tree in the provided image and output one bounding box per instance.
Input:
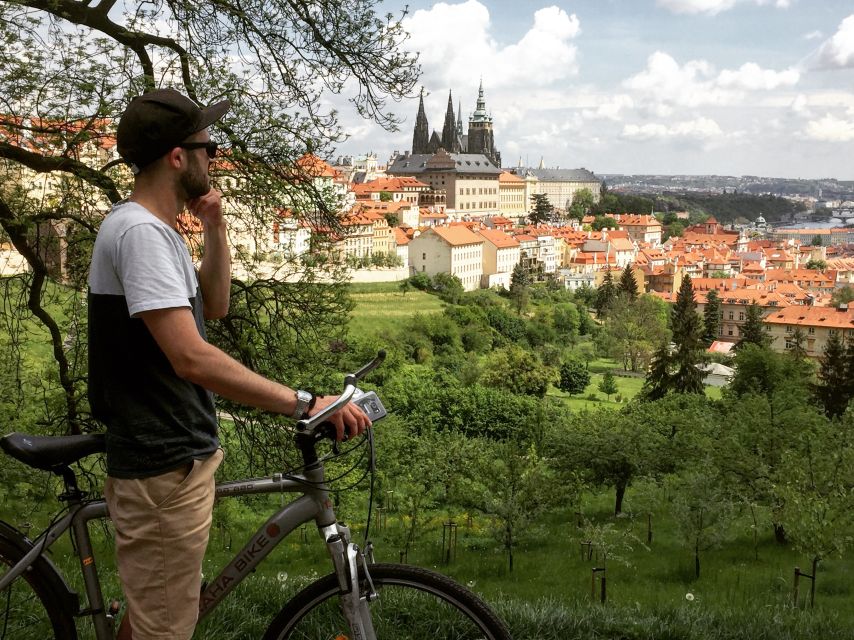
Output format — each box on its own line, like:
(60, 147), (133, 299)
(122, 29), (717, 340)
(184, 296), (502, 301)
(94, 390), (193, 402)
(642, 341), (672, 400)
(618, 264), (639, 301)
(815, 331), (848, 419)
(738, 303), (770, 348)
(788, 326), (808, 361)
(598, 370), (618, 401)
(702, 289), (722, 346)
(670, 275), (705, 394)
(595, 271), (617, 317)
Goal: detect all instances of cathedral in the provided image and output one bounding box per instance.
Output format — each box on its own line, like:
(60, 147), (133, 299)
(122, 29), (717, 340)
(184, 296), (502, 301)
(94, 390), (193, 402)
(411, 82), (502, 168)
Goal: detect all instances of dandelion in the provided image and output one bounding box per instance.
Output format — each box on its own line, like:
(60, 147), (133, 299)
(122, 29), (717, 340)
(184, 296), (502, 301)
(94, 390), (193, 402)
(685, 593), (695, 601)
(467, 580), (476, 588)
(277, 572), (288, 583)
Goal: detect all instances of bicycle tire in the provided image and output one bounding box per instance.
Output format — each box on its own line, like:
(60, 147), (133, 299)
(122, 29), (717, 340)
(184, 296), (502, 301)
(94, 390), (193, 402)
(0, 534), (78, 640)
(263, 562), (512, 640)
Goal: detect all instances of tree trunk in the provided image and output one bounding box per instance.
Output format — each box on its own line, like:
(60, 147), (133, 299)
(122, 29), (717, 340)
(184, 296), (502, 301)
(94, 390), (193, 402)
(614, 479), (627, 516)
(695, 540), (701, 579)
(773, 522), (787, 545)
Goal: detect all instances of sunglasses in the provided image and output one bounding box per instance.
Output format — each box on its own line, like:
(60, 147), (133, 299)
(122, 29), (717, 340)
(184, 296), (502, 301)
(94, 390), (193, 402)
(178, 141), (219, 159)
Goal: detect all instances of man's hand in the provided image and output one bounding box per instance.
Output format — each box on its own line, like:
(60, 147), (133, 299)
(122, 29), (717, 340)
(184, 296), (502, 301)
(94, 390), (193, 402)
(309, 395), (372, 442)
(188, 189), (224, 229)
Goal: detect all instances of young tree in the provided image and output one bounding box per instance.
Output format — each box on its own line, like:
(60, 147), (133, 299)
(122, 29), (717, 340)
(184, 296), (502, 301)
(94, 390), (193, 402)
(702, 289), (721, 346)
(601, 294), (670, 372)
(481, 345), (556, 398)
(591, 215), (619, 231)
(599, 370), (618, 401)
(528, 193), (553, 225)
(830, 285), (854, 307)
(805, 258), (827, 271)
(738, 302), (770, 348)
(618, 264), (639, 301)
(558, 359), (591, 396)
(670, 275), (705, 394)
(814, 331), (848, 419)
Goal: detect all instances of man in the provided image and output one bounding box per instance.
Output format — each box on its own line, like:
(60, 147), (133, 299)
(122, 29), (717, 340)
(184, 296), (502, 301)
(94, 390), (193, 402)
(88, 89), (370, 640)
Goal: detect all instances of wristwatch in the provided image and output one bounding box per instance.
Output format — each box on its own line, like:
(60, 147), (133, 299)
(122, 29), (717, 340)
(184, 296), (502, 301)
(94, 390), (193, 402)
(292, 389), (314, 420)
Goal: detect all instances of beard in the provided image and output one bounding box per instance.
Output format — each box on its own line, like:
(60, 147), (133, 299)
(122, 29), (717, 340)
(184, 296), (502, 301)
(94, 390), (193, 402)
(179, 156), (210, 200)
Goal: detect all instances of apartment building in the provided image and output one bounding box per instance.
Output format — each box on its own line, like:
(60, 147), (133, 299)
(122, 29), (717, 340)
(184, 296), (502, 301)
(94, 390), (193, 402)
(764, 305), (854, 358)
(477, 228), (521, 289)
(408, 226), (484, 291)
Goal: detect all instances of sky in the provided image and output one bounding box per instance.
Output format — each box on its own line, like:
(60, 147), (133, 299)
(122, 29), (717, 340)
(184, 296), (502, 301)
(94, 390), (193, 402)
(332, 0), (854, 180)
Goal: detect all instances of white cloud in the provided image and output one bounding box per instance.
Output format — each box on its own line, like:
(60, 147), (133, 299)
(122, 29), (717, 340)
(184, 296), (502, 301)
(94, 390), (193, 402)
(803, 114), (854, 142)
(803, 30), (823, 41)
(622, 52), (798, 112)
(621, 117), (724, 141)
(716, 62), (799, 90)
(402, 1), (580, 91)
(816, 14), (854, 69)
(581, 94), (635, 120)
(656, 0), (788, 15)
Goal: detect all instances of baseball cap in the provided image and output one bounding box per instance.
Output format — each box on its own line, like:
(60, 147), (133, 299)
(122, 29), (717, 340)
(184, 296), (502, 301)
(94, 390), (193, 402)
(116, 88), (231, 174)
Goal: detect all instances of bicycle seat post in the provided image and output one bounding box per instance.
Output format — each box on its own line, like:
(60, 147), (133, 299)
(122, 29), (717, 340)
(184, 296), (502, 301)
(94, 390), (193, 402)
(57, 465), (86, 504)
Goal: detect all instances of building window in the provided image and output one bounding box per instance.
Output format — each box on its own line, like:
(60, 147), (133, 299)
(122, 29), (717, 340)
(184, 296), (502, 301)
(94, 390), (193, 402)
(785, 325), (792, 333)
(808, 327), (815, 335)
(728, 311), (734, 320)
(728, 328), (734, 336)
(829, 329), (838, 336)
(738, 312), (745, 321)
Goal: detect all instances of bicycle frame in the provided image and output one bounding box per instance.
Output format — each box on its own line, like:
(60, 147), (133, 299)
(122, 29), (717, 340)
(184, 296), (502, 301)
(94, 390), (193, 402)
(0, 459), (373, 640)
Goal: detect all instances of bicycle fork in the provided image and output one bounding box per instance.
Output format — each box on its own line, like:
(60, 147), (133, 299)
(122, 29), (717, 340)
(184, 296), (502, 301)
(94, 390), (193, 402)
(321, 523), (377, 640)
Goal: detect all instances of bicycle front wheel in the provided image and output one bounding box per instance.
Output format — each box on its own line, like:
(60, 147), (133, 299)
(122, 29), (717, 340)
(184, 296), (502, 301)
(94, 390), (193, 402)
(264, 562), (511, 640)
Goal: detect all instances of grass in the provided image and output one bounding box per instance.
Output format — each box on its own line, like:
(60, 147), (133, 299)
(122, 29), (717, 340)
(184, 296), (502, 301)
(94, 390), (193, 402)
(348, 281), (444, 338)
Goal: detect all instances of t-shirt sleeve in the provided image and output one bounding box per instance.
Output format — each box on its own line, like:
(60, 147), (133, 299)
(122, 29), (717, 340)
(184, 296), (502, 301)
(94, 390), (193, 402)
(115, 223), (193, 317)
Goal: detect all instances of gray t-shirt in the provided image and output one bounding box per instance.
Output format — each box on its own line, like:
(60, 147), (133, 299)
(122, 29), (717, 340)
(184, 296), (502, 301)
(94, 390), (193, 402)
(88, 201), (219, 478)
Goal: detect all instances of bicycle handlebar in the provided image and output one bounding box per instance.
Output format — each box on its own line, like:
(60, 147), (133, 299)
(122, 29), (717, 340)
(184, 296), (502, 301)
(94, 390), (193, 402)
(295, 350), (386, 435)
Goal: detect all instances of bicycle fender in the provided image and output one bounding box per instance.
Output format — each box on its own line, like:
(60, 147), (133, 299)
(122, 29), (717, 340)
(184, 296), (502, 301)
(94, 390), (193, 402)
(0, 519), (80, 616)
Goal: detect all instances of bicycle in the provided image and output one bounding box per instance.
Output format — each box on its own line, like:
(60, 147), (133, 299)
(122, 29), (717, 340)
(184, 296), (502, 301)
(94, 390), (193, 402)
(0, 351), (512, 639)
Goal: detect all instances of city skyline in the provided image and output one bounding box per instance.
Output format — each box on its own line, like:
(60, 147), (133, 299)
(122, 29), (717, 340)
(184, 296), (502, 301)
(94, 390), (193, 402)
(331, 0), (854, 180)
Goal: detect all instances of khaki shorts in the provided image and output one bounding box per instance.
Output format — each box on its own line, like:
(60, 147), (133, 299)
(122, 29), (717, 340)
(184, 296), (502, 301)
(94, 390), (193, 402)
(105, 449), (223, 640)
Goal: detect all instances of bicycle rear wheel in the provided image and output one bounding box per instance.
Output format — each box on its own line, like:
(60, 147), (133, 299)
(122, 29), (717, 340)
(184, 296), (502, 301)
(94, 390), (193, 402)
(264, 562), (511, 640)
(0, 534), (78, 640)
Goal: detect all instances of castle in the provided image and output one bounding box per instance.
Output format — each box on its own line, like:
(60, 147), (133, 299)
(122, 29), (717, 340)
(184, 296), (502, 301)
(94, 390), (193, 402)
(411, 82), (502, 168)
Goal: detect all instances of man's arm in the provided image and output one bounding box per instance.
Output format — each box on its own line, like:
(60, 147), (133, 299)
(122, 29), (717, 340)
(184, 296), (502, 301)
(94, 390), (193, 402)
(140, 306), (371, 439)
(189, 190), (231, 320)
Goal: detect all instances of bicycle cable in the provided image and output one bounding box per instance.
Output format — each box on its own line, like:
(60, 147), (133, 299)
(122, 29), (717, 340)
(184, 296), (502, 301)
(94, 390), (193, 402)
(362, 427), (377, 545)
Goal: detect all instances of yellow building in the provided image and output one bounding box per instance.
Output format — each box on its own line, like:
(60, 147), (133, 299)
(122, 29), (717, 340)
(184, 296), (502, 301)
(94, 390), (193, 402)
(764, 305), (854, 358)
(408, 225), (484, 291)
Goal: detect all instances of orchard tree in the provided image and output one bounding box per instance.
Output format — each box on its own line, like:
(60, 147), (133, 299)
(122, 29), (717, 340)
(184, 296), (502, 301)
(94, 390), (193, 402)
(598, 370), (618, 401)
(558, 359), (590, 396)
(0, 0), (418, 448)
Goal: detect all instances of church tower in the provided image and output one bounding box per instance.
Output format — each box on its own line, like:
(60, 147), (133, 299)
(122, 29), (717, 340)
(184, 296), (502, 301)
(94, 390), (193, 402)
(412, 88), (430, 154)
(441, 91), (460, 152)
(466, 81), (501, 167)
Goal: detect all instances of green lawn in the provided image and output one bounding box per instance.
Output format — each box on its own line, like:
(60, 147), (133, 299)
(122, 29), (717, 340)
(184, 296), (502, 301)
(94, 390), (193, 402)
(348, 281), (444, 338)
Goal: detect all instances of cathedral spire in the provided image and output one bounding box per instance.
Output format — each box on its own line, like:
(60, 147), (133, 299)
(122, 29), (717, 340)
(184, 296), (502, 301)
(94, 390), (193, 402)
(441, 90), (459, 152)
(456, 100), (463, 137)
(471, 79), (490, 123)
(412, 88), (429, 154)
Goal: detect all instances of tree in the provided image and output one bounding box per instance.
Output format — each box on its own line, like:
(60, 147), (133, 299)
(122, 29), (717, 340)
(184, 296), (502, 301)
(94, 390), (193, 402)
(738, 303), (770, 348)
(702, 289), (721, 346)
(568, 188), (595, 221)
(551, 302), (580, 341)
(600, 294), (670, 372)
(642, 341), (672, 401)
(0, 0), (418, 440)
(831, 285), (854, 307)
(811, 235), (824, 246)
(598, 370), (618, 401)
(528, 193), (553, 225)
(594, 270), (617, 317)
(379, 190), (393, 202)
(805, 258), (827, 270)
(617, 264), (639, 301)
(481, 346), (556, 398)
(591, 215), (618, 231)
(558, 359), (591, 396)
(814, 331), (848, 419)
(669, 274), (705, 394)
(509, 262), (531, 314)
